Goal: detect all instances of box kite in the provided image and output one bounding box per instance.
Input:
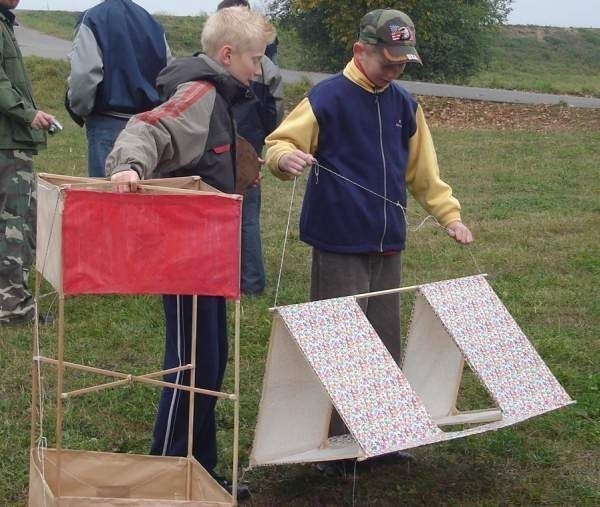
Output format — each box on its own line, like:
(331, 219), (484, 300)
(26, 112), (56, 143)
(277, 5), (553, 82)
(30, 174), (243, 505)
(250, 275), (574, 465)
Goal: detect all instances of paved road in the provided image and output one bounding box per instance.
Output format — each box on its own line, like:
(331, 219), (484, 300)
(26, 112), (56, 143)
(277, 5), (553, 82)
(281, 69), (600, 109)
(15, 25), (72, 60)
(15, 24), (600, 109)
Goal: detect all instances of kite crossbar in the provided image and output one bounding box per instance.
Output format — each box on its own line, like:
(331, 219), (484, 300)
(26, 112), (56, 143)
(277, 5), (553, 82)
(269, 273), (488, 311)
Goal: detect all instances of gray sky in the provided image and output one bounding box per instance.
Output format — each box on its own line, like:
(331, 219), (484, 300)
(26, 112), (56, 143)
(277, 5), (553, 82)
(16, 0), (600, 28)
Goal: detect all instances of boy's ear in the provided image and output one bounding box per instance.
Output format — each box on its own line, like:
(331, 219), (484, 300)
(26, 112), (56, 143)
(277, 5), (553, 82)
(216, 44), (234, 68)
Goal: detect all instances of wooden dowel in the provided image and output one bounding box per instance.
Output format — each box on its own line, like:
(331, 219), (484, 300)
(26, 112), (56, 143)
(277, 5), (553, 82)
(354, 274), (488, 300)
(61, 373), (235, 400)
(55, 296), (65, 498)
(186, 295), (199, 500)
(232, 300), (241, 505)
(36, 356), (233, 400)
(269, 274), (489, 310)
(30, 271), (42, 449)
(62, 378), (132, 399)
(36, 356), (191, 380)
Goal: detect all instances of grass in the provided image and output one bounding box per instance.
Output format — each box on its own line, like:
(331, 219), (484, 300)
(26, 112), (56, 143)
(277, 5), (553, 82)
(15, 10), (600, 97)
(1, 56), (599, 505)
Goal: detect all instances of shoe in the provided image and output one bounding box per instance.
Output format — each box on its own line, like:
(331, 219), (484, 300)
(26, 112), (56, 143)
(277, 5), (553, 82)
(367, 450), (416, 465)
(0, 312), (54, 326)
(210, 473), (251, 500)
(37, 313), (55, 325)
(314, 459), (354, 478)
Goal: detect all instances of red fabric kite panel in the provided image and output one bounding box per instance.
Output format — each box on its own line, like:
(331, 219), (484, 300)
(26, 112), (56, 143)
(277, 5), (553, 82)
(61, 190), (241, 297)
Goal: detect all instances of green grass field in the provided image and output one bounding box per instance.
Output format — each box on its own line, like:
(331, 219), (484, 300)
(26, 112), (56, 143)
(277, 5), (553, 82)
(0, 55), (598, 505)
(15, 9), (600, 97)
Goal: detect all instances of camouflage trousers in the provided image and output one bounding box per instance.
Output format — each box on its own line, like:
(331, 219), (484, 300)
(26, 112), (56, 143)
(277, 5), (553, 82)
(0, 150), (36, 324)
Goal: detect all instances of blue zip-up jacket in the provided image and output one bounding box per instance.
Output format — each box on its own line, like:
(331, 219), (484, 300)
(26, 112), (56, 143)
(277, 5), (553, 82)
(266, 59), (461, 254)
(67, 0), (171, 119)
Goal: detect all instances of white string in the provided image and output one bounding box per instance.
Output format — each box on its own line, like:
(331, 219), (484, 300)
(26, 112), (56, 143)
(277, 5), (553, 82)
(312, 160), (482, 273)
(273, 177), (297, 308)
(312, 161), (454, 235)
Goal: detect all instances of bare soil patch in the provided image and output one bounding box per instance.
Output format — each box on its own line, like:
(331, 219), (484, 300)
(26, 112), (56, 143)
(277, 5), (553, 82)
(419, 96), (600, 133)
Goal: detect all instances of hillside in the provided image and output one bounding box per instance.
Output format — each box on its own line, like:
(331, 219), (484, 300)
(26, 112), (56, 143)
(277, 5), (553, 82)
(468, 25), (600, 96)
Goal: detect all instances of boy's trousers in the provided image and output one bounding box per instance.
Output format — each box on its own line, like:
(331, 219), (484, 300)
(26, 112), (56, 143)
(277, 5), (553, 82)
(310, 248), (402, 436)
(150, 295), (228, 473)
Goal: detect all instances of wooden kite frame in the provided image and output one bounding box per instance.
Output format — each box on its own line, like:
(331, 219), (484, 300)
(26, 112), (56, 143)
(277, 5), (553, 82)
(30, 175), (242, 505)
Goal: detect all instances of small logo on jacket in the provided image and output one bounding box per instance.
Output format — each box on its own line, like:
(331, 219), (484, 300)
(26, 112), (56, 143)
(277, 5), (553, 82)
(395, 119), (403, 128)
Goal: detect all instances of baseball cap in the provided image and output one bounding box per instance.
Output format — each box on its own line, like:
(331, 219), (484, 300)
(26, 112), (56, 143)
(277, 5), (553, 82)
(359, 9), (422, 65)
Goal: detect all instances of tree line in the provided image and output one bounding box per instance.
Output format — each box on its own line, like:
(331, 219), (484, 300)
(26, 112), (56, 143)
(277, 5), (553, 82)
(270, 0), (512, 82)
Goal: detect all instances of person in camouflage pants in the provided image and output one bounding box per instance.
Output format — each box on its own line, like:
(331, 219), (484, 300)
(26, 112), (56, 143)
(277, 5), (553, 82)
(0, 151), (36, 323)
(0, 0), (56, 325)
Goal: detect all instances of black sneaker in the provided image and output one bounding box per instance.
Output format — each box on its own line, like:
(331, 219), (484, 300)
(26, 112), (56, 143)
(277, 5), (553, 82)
(314, 459), (355, 478)
(210, 473), (251, 500)
(1, 312), (54, 326)
(38, 313), (55, 325)
(367, 450), (416, 466)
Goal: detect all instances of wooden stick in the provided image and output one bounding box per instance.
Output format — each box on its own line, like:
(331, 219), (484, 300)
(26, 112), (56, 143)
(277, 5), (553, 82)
(62, 378), (132, 398)
(232, 300), (241, 505)
(61, 374), (234, 400)
(354, 274), (488, 300)
(55, 296), (65, 498)
(36, 357), (191, 380)
(30, 271), (42, 449)
(36, 357), (234, 400)
(435, 408), (502, 426)
(186, 295), (199, 500)
(268, 274), (489, 310)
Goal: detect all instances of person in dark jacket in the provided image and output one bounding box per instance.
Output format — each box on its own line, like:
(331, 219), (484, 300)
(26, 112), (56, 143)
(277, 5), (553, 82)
(106, 6), (275, 499)
(265, 8), (474, 475)
(0, 0), (56, 325)
(217, 0), (283, 295)
(67, 0), (171, 177)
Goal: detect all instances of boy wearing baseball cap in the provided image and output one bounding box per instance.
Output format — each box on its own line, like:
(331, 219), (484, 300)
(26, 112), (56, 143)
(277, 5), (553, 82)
(265, 8), (473, 474)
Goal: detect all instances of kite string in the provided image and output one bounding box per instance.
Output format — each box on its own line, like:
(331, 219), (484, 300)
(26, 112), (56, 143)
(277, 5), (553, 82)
(273, 159), (482, 306)
(312, 160), (483, 274)
(273, 177), (298, 308)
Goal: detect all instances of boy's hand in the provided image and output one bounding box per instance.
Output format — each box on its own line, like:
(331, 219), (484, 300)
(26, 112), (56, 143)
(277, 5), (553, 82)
(446, 221), (473, 244)
(278, 150), (315, 177)
(111, 170), (140, 193)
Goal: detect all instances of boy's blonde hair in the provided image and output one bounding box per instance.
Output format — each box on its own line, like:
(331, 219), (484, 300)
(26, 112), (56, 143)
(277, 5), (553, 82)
(201, 6), (275, 57)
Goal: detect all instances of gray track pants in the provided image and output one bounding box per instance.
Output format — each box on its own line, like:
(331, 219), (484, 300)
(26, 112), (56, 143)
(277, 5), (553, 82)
(310, 248), (402, 436)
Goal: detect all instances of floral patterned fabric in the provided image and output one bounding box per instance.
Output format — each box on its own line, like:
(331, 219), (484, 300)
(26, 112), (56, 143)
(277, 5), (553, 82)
(272, 276), (572, 460)
(278, 297), (442, 457)
(417, 275), (573, 419)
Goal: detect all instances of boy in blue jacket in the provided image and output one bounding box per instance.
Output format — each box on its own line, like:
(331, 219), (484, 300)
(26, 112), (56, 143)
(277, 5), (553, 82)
(265, 8), (473, 474)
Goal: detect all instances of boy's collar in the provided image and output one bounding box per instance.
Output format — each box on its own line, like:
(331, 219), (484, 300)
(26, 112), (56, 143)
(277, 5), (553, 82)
(344, 58), (390, 93)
